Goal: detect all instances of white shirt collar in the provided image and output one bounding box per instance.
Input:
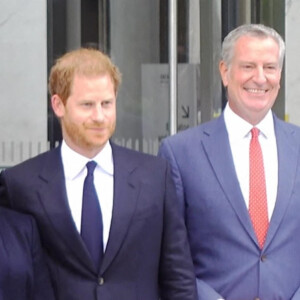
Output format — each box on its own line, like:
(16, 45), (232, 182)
(224, 103), (275, 140)
(61, 141), (114, 180)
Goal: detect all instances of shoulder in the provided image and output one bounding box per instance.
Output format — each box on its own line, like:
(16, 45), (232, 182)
(111, 142), (169, 176)
(160, 117), (222, 152)
(274, 115), (300, 138)
(2, 147), (59, 177)
(112, 142), (166, 164)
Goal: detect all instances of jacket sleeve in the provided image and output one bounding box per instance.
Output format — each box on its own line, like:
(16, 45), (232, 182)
(158, 140), (223, 300)
(0, 170), (55, 299)
(158, 160), (198, 300)
(30, 216), (56, 300)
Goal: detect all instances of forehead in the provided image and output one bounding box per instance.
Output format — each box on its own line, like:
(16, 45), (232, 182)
(68, 73), (116, 100)
(234, 35), (280, 59)
(72, 72), (110, 81)
(71, 73), (113, 88)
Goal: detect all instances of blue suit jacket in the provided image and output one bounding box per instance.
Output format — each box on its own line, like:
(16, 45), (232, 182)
(0, 142), (197, 300)
(158, 113), (300, 300)
(0, 207), (54, 300)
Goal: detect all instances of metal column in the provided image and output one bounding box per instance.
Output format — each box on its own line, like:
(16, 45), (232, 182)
(169, 0), (178, 135)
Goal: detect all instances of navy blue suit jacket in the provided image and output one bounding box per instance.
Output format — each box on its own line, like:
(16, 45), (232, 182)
(0, 207), (54, 300)
(158, 113), (300, 300)
(0, 142), (197, 300)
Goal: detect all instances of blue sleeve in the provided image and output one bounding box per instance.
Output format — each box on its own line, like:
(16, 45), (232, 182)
(30, 217), (56, 300)
(158, 139), (224, 300)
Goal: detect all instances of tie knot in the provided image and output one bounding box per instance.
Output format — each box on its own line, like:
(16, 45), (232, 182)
(251, 127), (259, 139)
(86, 161), (97, 175)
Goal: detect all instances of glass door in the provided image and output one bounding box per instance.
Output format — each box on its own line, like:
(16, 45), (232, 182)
(109, 0), (213, 154)
(47, 0), (285, 154)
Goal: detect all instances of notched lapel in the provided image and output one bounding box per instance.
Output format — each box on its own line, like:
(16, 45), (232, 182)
(37, 148), (95, 273)
(265, 120), (300, 248)
(202, 117), (257, 244)
(101, 145), (140, 273)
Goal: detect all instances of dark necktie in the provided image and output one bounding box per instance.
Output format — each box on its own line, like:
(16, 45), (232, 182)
(81, 161), (103, 269)
(249, 128), (269, 249)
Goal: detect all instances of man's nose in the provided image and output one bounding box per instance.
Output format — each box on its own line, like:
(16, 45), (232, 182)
(92, 105), (105, 121)
(253, 66), (267, 84)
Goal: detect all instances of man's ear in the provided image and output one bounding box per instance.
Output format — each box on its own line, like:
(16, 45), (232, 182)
(219, 60), (229, 87)
(51, 95), (65, 118)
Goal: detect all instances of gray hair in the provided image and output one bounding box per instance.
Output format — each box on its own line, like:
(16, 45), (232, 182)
(221, 24), (285, 69)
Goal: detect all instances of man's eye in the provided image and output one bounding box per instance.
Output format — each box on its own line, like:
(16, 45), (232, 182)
(82, 102), (93, 107)
(266, 66), (276, 70)
(102, 101), (111, 106)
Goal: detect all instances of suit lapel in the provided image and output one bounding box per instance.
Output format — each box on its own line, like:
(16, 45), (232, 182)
(202, 116), (257, 244)
(100, 143), (140, 273)
(37, 147), (95, 272)
(203, 115), (300, 249)
(37, 144), (141, 275)
(264, 117), (300, 248)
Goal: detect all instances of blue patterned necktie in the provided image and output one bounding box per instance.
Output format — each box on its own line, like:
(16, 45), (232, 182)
(81, 161), (103, 269)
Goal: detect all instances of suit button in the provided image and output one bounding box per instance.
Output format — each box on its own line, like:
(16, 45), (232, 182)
(98, 277), (104, 285)
(260, 255), (267, 262)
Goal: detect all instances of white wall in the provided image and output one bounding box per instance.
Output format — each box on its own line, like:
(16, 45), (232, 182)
(0, 0), (48, 167)
(286, 0), (300, 125)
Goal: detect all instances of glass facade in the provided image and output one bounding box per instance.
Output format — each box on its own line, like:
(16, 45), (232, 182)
(0, 0), (286, 168)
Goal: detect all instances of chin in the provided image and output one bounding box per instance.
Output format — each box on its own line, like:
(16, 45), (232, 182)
(89, 140), (108, 149)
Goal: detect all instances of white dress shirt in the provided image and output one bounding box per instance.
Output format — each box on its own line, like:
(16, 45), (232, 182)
(61, 140), (114, 251)
(224, 104), (278, 220)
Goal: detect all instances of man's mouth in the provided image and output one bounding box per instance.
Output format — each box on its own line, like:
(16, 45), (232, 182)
(245, 88), (268, 94)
